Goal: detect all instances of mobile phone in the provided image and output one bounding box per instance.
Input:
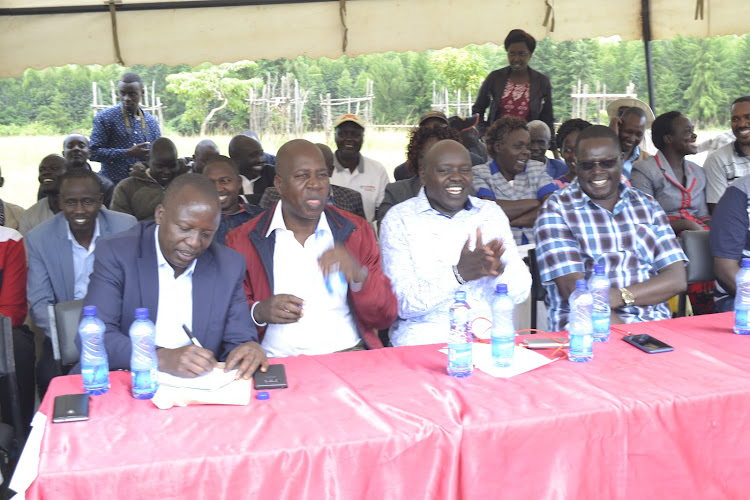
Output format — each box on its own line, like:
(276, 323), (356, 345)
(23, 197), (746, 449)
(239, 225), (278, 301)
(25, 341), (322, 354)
(52, 394), (90, 423)
(522, 337), (569, 349)
(253, 364), (287, 390)
(622, 334), (674, 354)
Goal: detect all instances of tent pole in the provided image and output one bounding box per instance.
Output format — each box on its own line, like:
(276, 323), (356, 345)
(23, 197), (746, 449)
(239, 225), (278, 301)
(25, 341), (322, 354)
(641, 0), (656, 114)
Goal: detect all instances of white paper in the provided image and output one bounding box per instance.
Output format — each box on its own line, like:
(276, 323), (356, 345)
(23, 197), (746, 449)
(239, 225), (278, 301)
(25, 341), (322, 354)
(9, 411), (48, 499)
(157, 367), (238, 391)
(440, 344), (554, 378)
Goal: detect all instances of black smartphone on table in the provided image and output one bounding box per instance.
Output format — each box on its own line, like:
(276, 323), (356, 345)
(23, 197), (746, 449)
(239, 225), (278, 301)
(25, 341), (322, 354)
(622, 334), (674, 354)
(253, 364), (288, 390)
(52, 394), (90, 423)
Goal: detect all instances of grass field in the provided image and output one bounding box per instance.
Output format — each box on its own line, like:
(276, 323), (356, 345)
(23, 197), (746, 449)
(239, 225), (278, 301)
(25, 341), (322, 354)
(0, 129), (411, 209)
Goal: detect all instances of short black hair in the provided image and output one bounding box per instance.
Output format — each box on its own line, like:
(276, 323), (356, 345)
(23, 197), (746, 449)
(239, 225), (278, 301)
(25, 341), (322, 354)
(556, 119), (592, 151)
(621, 106), (647, 122)
(733, 95), (750, 106)
(120, 72), (143, 86)
(651, 111), (683, 150)
(58, 167), (103, 195)
(504, 29), (536, 54)
(575, 125), (620, 159)
(162, 173), (219, 210)
(203, 155), (239, 176)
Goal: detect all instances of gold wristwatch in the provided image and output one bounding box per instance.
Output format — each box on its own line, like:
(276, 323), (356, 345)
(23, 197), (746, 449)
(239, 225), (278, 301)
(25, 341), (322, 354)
(619, 287), (635, 307)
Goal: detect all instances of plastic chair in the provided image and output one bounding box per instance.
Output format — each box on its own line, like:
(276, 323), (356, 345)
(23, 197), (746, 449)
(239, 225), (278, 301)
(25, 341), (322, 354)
(0, 315), (23, 443)
(48, 299), (84, 370)
(678, 230), (714, 317)
(527, 247), (546, 330)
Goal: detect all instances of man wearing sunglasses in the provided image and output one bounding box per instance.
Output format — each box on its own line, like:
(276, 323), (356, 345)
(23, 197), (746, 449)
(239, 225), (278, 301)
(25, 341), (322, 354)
(534, 125), (687, 331)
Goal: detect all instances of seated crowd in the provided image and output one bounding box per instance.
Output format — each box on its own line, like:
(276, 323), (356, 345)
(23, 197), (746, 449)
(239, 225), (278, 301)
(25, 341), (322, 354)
(2, 67), (749, 444)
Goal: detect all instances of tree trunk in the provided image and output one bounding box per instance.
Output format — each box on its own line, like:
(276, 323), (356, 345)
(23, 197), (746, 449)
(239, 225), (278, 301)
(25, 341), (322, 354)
(200, 96), (229, 137)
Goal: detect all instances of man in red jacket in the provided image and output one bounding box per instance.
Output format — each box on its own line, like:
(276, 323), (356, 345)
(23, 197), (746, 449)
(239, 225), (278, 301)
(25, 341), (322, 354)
(227, 139), (396, 357)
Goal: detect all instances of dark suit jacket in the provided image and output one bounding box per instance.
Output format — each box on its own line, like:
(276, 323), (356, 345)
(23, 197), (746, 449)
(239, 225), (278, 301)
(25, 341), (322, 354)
(84, 221), (258, 370)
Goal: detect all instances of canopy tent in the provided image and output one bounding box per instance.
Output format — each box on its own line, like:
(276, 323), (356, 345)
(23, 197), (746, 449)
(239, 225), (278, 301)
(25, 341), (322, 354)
(1, 0), (748, 79)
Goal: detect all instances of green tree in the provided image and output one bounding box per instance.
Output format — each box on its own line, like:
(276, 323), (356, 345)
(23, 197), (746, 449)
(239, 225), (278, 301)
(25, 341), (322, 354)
(431, 47), (488, 96)
(684, 41), (727, 126)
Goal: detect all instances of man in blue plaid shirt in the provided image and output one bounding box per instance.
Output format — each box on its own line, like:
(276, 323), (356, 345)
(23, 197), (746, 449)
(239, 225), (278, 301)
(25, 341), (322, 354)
(534, 125), (687, 331)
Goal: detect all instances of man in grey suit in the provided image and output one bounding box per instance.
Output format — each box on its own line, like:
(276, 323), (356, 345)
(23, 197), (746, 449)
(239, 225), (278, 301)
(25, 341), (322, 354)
(26, 168), (137, 396)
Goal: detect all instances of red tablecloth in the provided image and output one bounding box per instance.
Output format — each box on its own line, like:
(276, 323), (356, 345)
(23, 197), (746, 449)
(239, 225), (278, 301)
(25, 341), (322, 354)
(25, 312), (750, 499)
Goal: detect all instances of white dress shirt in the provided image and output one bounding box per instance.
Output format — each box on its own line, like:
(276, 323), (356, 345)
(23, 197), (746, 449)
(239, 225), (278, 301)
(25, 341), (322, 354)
(261, 201), (361, 357)
(380, 188), (531, 346)
(153, 226), (196, 349)
(330, 155), (388, 222)
(67, 220), (100, 300)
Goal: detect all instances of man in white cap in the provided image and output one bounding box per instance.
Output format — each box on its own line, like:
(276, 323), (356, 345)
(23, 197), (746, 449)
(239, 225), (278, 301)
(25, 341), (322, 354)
(607, 98), (655, 178)
(329, 114), (389, 222)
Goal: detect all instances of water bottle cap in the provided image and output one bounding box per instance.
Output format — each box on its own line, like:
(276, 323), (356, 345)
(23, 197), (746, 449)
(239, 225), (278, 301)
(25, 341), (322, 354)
(454, 290), (467, 301)
(594, 264), (605, 274)
(495, 284), (508, 294)
(135, 308), (149, 319)
(82, 305), (97, 316)
(742, 258), (750, 269)
(256, 391), (270, 401)
(575, 279), (588, 290)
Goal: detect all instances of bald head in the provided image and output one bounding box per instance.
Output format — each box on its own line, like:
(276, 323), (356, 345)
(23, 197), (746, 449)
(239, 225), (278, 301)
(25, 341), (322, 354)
(275, 139), (326, 178)
(315, 143), (335, 176)
(273, 139), (330, 225)
(192, 140), (220, 174)
(423, 140), (471, 172)
(421, 140), (472, 217)
(228, 134), (265, 178)
(162, 173), (219, 211)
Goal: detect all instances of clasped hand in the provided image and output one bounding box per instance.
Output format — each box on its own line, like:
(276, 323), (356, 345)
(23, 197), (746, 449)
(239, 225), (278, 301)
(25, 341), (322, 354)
(455, 228), (506, 282)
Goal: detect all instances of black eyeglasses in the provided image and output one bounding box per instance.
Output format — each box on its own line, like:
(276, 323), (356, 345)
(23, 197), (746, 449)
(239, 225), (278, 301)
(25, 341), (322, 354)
(576, 158), (620, 171)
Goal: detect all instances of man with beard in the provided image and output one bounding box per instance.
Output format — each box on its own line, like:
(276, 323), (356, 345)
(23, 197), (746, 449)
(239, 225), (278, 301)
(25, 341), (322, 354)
(90, 72), (161, 184)
(62, 133), (115, 207)
(25, 169), (136, 395)
(18, 154), (66, 235)
(534, 125), (687, 331)
(328, 114), (389, 223)
(226, 139), (396, 357)
(705, 96), (750, 213)
(111, 137), (188, 220)
(379, 140), (530, 347)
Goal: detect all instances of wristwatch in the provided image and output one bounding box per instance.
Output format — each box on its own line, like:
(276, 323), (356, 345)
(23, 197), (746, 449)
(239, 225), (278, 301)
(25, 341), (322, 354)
(619, 287), (635, 307)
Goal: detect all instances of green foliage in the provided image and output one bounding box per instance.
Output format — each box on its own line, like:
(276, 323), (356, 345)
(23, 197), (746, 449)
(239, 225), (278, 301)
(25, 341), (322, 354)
(431, 47), (488, 96)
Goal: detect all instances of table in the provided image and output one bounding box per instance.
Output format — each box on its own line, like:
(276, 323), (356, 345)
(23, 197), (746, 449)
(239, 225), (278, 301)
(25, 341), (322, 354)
(24, 312), (750, 499)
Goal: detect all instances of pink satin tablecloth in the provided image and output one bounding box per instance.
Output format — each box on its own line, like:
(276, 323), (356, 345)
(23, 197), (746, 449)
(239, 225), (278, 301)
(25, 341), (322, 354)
(25, 312), (750, 499)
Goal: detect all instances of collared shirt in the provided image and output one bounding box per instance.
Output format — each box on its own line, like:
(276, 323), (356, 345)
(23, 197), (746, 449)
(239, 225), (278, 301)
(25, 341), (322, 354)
(89, 105), (161, 184)
(379, 188), (531, 347)
(261, 201), (360, 357)
(704, 141), (750, 204)
(214, 201), (264, 245)
(330, 154), (389, 222)
(66, 219), (101, 300)
(622, 145), (643, 179)
(472, 159), (557, 245)
(154, 225), (197, 349)
(535, 179), (687, 331)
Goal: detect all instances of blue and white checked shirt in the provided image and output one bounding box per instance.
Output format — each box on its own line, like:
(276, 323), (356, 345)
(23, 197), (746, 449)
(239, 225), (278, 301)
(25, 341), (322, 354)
(90, 105), (161, 184)
(472, 159), (558, 245)
(380, 188), (531, 346)
(534, 179), (687, 331)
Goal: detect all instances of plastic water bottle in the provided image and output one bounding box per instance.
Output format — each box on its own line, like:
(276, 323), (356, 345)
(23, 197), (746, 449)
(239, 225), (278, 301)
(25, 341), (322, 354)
(589, 264), (611, 342)
(447, 290), (473, 377)
(79, 305), (110, 395)
(491, 284), (515, 367)
(129, 308), (159, 399)
(734, 258), (750, 335)
(568, 280), (594, 362)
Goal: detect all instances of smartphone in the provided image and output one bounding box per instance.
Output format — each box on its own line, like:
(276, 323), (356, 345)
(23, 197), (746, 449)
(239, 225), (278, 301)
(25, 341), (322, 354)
(52, 394), (90, 423)
(622, 334), (674, 354)
(522, 337), (569, 349)
(253, 364), (287, 390)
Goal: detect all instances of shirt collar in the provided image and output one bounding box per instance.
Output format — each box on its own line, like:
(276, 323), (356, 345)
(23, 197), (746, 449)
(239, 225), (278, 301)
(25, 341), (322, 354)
(333, 154), (365, 174)
(414, 186), (475, 217)
(626, 145), (641, 163)
(266, 200), (330, 238)
(66, 218), (101, 248)
(154, 225), (197, 277)
(734, 140), (748, 158)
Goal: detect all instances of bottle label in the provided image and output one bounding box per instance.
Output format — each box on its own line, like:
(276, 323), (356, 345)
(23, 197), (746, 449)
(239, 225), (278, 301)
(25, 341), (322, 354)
(569, 334), (593, 356)
(82, 363), (110, 389)
(592, 313), (610, 337)
(132, 368), (158, 392)
(448, 343), (473, 370)
(735, 309), (749, 329)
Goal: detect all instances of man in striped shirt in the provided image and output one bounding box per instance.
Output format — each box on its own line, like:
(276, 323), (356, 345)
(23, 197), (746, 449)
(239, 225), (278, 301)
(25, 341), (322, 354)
(534, 125), (687, 331)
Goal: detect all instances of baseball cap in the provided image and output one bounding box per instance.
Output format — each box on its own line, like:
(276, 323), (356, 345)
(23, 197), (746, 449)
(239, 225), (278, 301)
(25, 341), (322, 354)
(419, 110), (449, 126)
(333, 113), (366, 129)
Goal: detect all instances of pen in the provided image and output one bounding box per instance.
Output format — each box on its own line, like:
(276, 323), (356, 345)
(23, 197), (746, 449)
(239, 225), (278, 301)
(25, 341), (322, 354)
(182, 324), (203, 348)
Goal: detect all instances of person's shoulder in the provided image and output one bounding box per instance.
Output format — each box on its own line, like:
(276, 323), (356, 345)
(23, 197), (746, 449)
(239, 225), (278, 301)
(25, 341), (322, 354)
(0, 225), (23, 243)
(632, 155), (658, 173)
(706, 142), (736, 164)
(99, 208), (138, 230)
(362, 155), (387, 172)
(528, 67), (551, 83)
(225, 210), (267, 249)
(25, 212), (65, 241)
(472, 162), (492, 176)
(327, 204), (369, 229)
(728, 173), (750, 194)
(95, 105), (121, 120)
(206, 240), (247, 271)
(525, 159), (547, 173)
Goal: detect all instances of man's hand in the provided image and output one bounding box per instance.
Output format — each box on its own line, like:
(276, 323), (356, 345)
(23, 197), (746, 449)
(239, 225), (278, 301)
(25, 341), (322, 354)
(319, 244), (367, 284)
(456, 228), (504, 282)
(224, 341), (269, 379)
(255, 294), (305, 324)
(126, 142), (151, 159)
(156, 345), (217, 378)
(609, 116), (622, 135)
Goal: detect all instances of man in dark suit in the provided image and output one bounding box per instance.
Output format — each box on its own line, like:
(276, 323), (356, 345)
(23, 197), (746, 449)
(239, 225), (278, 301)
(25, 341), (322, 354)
(26, 168), (137, 395)
(84, 174), (268, 378)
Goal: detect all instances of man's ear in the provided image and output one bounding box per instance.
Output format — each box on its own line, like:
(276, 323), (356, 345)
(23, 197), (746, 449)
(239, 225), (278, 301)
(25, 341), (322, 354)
(154, 204), (164, 224)
(273, 175), (281, 192)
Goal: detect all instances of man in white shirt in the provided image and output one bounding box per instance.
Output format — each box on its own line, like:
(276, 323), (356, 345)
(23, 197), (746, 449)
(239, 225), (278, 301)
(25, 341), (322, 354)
(380, 140), (531, 346)
(329, 114), (389, 222)
(226, 139), (397, 357)
(84, 174), (267, 378)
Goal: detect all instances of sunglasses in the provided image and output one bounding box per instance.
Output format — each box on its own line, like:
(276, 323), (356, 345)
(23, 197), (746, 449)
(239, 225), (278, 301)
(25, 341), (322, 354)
(576, 158), (620, 171)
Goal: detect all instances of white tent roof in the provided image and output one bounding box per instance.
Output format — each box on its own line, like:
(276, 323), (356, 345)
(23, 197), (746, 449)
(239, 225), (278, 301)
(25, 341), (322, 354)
(1, 0), (748, 78)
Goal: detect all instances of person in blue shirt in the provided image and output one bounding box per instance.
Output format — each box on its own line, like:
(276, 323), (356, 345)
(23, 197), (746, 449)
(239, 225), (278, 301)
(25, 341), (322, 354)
(90, 72), (161, 184)
(528, 120), (568, 179)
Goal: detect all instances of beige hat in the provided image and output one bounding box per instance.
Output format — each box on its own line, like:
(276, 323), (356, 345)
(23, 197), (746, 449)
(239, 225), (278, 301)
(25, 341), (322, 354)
(333, 113), (366, 129)
(606, 98), (655, 125)
(419, 110), (449, 126)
